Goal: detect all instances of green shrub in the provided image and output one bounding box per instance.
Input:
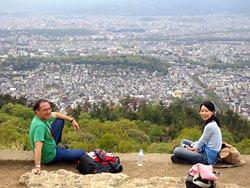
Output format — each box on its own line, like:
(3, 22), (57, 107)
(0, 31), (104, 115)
(147, 138), (182, 154)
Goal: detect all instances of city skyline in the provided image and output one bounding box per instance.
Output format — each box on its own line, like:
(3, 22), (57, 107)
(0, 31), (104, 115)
(0, 13), (249, 120)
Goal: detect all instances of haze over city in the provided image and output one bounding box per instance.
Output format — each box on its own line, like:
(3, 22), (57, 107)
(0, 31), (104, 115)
(0, 0), (250, 15)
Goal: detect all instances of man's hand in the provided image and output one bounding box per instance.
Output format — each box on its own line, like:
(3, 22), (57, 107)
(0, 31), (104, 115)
(52, 112), (80, 131)
(31, 167), (41, 175)
(33, 141), (42, 175)
(72, 120), (79, 131)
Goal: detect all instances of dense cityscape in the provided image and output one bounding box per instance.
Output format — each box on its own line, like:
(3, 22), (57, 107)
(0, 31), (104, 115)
(0, 13), (249, 121)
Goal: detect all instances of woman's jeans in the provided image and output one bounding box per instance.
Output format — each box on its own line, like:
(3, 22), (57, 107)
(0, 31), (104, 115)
(173, 139), (208, 164)
(49, 118), (85, 163)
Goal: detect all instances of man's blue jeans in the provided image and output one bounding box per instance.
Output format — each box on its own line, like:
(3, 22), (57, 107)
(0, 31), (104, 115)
(173, 139), (208, 164)
(49, 118), (85, 163)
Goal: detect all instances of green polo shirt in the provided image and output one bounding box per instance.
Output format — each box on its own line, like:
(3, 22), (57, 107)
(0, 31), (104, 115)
(29, 114), (56, 163)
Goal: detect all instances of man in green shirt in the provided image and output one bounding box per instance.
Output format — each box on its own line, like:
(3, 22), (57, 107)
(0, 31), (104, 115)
(29, 99), (85, 175)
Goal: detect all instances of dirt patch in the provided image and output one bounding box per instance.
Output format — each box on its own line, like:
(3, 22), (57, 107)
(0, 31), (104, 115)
(0, 154), (249, 188)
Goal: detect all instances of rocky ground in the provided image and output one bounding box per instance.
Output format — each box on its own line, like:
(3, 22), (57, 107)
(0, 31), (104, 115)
(0, 151), (249, 188)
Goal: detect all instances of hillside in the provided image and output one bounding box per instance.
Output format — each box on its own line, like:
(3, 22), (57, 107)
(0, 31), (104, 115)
(1, 97), (250, 155)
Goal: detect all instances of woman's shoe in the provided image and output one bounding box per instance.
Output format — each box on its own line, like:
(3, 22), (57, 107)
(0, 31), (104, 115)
(171, 155), (191, 164)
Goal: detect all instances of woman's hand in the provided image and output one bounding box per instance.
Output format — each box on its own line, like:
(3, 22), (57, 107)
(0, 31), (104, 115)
(193, 147), (199, 152)
(185, 145), (192, 150)
(185, 145), (199, 152)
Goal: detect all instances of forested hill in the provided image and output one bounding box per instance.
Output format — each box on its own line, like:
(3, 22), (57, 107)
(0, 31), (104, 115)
(0, 55), (170, 73)
(0, 94), (249, 154)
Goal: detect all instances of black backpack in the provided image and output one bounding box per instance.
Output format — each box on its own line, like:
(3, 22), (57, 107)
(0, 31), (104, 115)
(186, 173), (216, 188)
(76, 154), (123, 175)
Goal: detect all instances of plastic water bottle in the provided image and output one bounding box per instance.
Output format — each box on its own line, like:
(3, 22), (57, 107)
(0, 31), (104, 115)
(137, 149), (144, 167)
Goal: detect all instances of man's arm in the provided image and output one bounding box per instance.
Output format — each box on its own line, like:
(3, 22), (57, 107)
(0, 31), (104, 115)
(31, 141), (43, 175)
(52, 112), (79, 131)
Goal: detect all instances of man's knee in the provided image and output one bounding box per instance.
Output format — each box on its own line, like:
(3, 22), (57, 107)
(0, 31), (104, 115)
(54, 118), (65, 124)
(79, 149), (86, 157)
(51, 118), (65, 128)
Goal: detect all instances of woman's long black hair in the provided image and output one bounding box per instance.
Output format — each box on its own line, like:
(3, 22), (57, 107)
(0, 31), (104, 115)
(200, 101), (221, 132)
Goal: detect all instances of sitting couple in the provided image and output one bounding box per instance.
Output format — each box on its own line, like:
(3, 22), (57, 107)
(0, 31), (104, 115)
(171, 101), (222, 165)
(30, 98), (221, 176)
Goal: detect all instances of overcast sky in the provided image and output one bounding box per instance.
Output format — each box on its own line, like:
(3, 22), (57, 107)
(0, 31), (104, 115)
(0, 0), (249, 15)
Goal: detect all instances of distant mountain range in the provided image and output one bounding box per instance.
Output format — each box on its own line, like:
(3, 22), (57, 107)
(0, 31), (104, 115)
(0, 0), (250, 16)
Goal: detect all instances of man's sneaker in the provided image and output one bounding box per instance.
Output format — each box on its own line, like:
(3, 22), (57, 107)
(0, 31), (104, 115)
(171, 155), (191, 164)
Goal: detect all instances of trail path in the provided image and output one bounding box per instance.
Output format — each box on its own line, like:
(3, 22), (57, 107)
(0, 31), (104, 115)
(0, 151), (249, 187)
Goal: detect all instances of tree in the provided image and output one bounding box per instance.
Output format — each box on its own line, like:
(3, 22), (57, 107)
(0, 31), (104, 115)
(177, 127), (201, 141)
(127, 128), (150, 143)
(236, 139), (250, 155)
(0, 103), (34, 121)
(0, 94), (27, 108)
(149, 125), (164, 143)
(99, 133), (117, 152)
(116, 140), (136, 153)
